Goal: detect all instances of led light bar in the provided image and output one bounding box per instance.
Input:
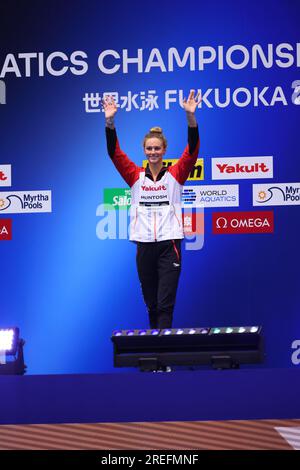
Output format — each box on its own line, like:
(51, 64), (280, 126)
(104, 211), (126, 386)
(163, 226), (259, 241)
(210, 326), (261, 335)
(111, 326), (264, 371)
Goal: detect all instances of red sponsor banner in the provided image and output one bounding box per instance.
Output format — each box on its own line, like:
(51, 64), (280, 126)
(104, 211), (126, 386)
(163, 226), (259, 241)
(183, 211), (204, 235)
(0, 219), (12, 240)
(212, 211), (274, 234)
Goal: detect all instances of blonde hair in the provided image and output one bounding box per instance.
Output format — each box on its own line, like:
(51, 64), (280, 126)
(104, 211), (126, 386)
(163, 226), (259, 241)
(143, 126), (167, 149)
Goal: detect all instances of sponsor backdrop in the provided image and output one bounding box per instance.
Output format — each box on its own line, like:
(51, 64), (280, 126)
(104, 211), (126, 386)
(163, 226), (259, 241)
(0, 0), (299, 373)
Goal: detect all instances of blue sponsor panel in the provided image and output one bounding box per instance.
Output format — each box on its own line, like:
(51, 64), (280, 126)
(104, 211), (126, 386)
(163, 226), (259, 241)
(0, 0), (299, 374)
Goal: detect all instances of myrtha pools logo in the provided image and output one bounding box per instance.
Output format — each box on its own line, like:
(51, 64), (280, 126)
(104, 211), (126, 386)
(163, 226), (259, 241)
(0, 191), (52, 213)
(253, 183), (300, 206)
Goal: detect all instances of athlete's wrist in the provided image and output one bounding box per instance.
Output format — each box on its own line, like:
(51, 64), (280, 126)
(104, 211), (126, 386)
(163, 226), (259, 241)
(105, 116), (115, 129)
(186, 111), (197, 128)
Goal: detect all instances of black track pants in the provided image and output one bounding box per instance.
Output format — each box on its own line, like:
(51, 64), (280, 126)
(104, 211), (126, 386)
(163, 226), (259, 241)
(136, 239), (182, 329)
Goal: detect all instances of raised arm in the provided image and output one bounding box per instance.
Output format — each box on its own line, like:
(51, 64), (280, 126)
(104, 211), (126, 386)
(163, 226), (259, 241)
(169, 90), (201, 185)
(103, 96), (140, 188)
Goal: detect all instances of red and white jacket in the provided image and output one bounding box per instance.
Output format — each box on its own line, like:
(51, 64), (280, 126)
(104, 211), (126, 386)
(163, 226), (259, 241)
(106, 127), (200, 242)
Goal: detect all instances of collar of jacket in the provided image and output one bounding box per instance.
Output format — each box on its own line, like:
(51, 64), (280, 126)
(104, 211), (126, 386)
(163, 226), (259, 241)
(145, 164), (167, 182)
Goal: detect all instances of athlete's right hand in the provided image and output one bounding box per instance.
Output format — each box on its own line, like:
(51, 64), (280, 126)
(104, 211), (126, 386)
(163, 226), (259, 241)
(103, 95), (118, 119)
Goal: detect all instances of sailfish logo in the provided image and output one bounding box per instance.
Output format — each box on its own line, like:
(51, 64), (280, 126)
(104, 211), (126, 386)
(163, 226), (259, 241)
(0, 195), (23, 211)
(256, 186), (285, 203)
(0, 80), (6, 105)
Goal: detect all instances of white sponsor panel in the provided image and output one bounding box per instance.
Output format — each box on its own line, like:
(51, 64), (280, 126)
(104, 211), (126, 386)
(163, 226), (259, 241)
(182, 185), (239, 208)
(253, 183), (300, 206)
(0, 165), (11, 186)
(0, 190), (52, 213)
(212, 156), (273, 180)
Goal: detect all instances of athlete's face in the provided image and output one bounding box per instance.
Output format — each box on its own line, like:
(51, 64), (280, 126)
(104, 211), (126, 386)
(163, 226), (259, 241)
(144, 137), (166, 164)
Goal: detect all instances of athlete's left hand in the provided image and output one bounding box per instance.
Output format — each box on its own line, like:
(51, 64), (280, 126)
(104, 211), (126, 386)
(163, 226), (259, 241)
(182, 89), (201, 113)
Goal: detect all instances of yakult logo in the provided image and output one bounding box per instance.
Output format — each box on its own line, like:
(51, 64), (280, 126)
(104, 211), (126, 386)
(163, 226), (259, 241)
(217, 162), (269, 173)
(212, 157), (273, 180)
(141, 185), (167, 191)
(0, 165), (11, 187)
(213, 211), (274, 234)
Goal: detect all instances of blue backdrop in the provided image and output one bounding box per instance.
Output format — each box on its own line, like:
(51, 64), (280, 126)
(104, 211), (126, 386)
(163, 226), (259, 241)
(0, 0), (299, 374)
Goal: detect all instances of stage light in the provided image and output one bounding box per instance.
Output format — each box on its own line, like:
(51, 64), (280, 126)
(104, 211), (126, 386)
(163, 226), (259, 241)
(113, 330), (122, 337)
(0, 327), (26, 375)
(161, 328), (210, 336)
(111, 326), (264, 371)
(212, 328), (221, 334)
(0, 328), (19, 354)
